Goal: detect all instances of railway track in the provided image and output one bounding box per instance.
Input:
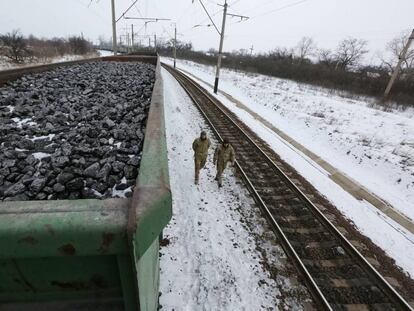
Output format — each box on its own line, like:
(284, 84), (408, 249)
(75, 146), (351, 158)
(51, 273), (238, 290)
(162, 63), (414, 311)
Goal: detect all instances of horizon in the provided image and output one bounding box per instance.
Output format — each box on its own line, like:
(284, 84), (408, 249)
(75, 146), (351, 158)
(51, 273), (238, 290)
(0, 0), (413, 66)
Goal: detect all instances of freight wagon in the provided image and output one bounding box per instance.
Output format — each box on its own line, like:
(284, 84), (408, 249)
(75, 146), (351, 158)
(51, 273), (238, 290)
(0, 54), (171, 311)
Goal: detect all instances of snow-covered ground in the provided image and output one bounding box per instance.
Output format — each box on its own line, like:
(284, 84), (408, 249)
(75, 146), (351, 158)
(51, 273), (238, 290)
(97, 49), (113, 57)
(162, 58), (414, 278)
(160, 68), (307, 310)
(0, 53), (100, 71)
(165, 59), (414, 221)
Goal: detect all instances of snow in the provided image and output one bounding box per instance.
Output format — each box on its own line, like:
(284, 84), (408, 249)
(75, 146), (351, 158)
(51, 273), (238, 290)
(90, 189), (104, 198)
(97, 50), (114, 57)
(111, 177), (132, 198)
(29, 134), (55, 141)
(164, 58), (414, 220)
(0, 53), (99, 71)
(11, 117), (37, 128)
(160, 68), (305, 310)
(32, 152), (50, 161)
(163, 58), (414, 278)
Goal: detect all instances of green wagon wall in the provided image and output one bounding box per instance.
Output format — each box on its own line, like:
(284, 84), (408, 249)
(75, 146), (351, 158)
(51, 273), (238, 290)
(0, 55), (172, 311)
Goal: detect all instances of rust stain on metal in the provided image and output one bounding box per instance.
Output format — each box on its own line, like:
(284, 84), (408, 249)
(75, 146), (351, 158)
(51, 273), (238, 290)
(51, 280), (87, 291)
(51, 275), (108, 291)
(18, 236), (38, 245)
(98, 233), (115, 254)
(44, 224), (56, 236)
(58, 243), (76, 256)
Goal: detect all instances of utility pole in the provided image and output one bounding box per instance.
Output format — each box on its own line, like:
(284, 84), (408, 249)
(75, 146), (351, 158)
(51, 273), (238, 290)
(193, 1), (248, 92)
(250, 45), (254, 56)
(384, 29), (414, 99)
(111, 0), (117, 55)
(154, 34), (157, 52)
(214, 0), (228, 94)
(131, 24), (134, 52)
(174, 24), (177, 68)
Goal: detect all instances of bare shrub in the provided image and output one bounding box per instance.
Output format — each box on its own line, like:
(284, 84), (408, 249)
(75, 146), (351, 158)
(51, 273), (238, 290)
(334, 37), (368, 70)
(295, 36), (317, 62)
(0, 30), (31, 63)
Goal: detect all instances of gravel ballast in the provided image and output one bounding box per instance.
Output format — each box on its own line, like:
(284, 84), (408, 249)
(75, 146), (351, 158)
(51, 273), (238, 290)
(0, 61), (155, 201)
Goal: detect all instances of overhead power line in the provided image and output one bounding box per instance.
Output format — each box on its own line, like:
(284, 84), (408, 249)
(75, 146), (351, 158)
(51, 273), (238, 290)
(132, 0), (142, 17)
(116, 0), (139, 23)
(124, 17), (171, 21)
(251, 0), (310, 19)
(228, 0), (241, 6)
(198, 0), (221, 35)
(226, 12), (249, 21)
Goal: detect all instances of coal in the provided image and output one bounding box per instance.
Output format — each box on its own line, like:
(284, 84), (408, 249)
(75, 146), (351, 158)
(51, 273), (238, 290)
(4, 182), (26, 197)
(84, 163), (100, 178)
(30, 178), (47, 193)
(0, 61), (155, 201)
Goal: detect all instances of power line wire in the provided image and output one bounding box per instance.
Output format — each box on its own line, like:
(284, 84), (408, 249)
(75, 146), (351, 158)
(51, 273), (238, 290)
(176, 2), (198, 25)
(197, 0), (221, 35)
(228, 0), (241, 6)
(236, 0), (285, 16)
(73, 0), (107, 24)
(181, 8), (222, 33)
(116, 0), (139, 23)
(132, 0), (143, 17)
(251, 0), (310, 19)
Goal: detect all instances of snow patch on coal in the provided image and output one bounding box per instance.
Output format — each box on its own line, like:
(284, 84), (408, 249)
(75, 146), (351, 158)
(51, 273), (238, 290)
(0, 61), (155, 201)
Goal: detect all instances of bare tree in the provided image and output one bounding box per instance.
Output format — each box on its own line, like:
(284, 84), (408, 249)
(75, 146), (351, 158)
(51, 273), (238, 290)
(0, 30), (30, 63)
(233, 48), (249, 56)
(382, 30), (414, 73)
(334, 37), (368, 70)
(295, 36), (316, 61)
(68, 36), (93, 55)
(268, 47), (294, 60)
(318, 48), (336, 67)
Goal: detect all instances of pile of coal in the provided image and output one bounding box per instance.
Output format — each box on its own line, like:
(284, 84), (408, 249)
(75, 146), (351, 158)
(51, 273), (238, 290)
(0, 61), (155, 201)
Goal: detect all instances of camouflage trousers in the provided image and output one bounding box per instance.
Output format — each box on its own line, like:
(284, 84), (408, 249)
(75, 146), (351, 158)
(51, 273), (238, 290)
(215, 162), (226, 186)
(194, 156), (207, 183)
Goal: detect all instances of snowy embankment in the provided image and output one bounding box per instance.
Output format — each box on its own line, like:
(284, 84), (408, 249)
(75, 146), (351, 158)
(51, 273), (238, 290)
(160, 68), (306, 310)
(162, 58), (414, 278)
(0, 52), (103, 71)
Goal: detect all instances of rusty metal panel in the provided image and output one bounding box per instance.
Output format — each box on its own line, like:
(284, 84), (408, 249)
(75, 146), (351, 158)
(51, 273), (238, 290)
(0, 255), (121, 301)
(0, 199), (129, 259)
(0, 54), (171, 311)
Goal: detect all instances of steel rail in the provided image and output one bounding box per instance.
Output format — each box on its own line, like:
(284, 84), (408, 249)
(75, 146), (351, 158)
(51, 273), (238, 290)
(162, 63), (414, 311)
(163, 64), (331, 309)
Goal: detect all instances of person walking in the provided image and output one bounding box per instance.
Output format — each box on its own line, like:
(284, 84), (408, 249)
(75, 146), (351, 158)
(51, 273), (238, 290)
(192, 131), (211, 185)
(213, 138), (235, 188)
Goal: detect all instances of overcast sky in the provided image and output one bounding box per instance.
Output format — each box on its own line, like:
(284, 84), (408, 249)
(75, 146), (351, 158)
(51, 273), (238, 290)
(0, 0), (413, 64)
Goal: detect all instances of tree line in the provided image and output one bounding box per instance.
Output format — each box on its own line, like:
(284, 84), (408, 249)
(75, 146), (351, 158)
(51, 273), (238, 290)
(0, 30), (94, 64)
(157, 31), (414, 108)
